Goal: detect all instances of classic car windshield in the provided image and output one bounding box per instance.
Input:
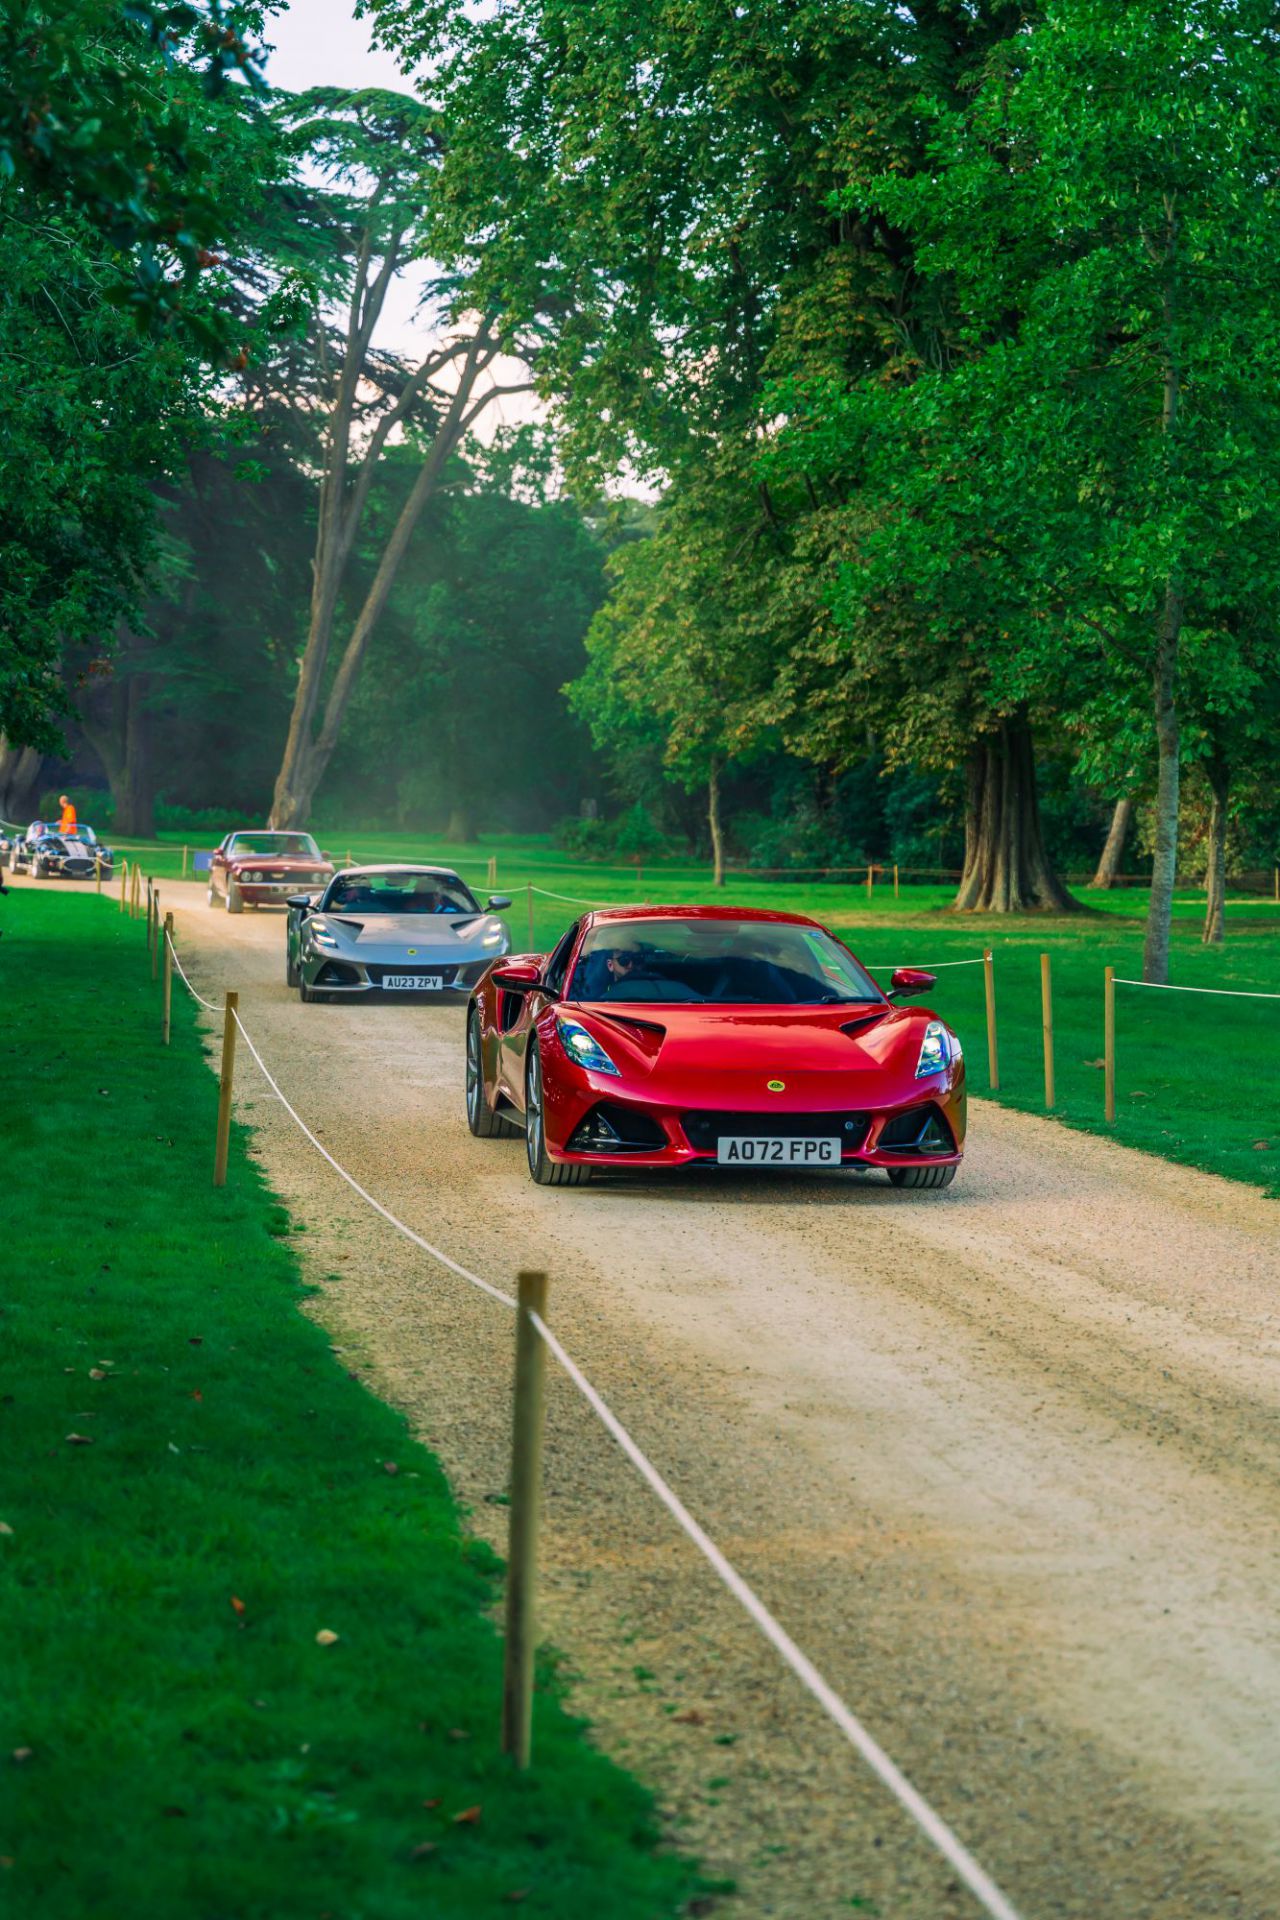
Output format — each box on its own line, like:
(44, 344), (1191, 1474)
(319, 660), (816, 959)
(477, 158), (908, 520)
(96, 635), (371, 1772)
(569, 918), (884, 1005)
(323, 871), (479, 916)
(227, 833), (321, 858)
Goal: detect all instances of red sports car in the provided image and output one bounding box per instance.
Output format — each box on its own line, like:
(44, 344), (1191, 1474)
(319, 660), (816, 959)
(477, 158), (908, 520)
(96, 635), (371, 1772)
(207, 830), (335, 914)
(465, 906), (965, 1189)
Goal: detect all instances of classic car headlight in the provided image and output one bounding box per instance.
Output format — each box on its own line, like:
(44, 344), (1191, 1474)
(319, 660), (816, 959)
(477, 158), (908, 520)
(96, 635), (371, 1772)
(556, 1017), (620, 1076)
(916, 1020), (953, 1078)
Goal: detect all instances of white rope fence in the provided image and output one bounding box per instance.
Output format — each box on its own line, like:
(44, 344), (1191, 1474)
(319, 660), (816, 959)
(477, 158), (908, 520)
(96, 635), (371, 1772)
(161, 922), (1026, 1920)
(528, 883), (633, 908)
(1114, 977), (1280, 1000)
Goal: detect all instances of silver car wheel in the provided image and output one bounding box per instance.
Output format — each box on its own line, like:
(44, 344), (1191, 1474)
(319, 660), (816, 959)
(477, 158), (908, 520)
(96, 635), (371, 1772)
(466, 1016), (483, 1125)
(525, 1047), (543, 1176)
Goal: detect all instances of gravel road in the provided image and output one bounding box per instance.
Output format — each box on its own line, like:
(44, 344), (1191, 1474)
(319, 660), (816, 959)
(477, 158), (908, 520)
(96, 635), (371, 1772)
(157, 881), (1280, 1919)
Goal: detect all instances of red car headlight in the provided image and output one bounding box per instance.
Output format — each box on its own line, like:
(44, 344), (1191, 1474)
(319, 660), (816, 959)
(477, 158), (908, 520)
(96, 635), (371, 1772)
(556, 1016), (621, 1077)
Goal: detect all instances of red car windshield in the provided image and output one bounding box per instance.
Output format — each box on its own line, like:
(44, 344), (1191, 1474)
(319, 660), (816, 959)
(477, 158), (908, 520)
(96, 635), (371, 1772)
(569, 919), (884, 1006)
(227, 833), (320, 859)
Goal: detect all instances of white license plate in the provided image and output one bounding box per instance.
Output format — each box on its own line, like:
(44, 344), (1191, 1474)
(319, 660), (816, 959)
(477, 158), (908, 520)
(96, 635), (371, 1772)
(717, 1136), (841, 1167)
(383, 974), (444, 991)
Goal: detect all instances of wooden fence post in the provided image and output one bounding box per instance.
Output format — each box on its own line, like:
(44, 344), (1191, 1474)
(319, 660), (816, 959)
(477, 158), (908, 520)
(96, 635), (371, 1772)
(893, 863), (899, 901)
(150, 887), (160, 980)
(502, 1269), (550, 1769)
(213, 991), (239, 1187)
(1040, 953), (1055, 1110)
(119, 857), (128, 914)
(1104, 966), (1116, 1124)
(95, 852), (102, 895)
(983, 949), (1000, 1092)
(162, 913), (173, 1045)
(526, 880), (534, 949)
(182, 845), (189, 880)
(866, 863), (873, 900)
(132, 862), (141, 920)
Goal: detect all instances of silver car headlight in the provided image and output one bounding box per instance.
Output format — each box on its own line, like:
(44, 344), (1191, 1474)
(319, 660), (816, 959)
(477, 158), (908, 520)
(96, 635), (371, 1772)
(915, 1020), (953, 1078)
(312, 927), (340, 950)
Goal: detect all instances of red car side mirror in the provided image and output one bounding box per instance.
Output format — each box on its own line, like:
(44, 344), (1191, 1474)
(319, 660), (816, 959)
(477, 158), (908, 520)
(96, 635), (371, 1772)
(889, 967), (937, 998)
(491, 961), (542, 990)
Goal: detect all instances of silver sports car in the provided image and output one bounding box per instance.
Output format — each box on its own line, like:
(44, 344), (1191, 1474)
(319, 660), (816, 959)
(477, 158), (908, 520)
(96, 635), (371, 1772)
(285, 865), (512, 1002)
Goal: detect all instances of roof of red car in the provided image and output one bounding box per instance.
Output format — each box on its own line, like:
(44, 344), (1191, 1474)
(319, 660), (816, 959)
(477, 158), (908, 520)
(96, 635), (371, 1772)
(586, 903), (822, 928)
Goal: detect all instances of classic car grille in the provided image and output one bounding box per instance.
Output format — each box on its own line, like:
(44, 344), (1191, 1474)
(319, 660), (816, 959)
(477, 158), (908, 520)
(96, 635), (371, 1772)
(681, 1110), (871, 1153)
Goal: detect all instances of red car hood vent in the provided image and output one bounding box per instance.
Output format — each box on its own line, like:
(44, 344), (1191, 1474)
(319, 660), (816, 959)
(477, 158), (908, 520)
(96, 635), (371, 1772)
(586, 1003), (902, 1073)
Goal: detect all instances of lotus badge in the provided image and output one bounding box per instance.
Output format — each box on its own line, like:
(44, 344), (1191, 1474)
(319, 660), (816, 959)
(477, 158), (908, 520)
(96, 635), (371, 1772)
(766, 1079), (786, 1092)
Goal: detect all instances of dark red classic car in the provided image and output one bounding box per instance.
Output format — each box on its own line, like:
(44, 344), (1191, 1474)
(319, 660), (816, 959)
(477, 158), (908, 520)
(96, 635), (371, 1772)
(207, 831), (335, 913)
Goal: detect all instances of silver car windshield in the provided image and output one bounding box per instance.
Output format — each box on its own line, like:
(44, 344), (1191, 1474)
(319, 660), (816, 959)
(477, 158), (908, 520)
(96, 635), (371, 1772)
(569, 919), (884, 1005)
(324, 872), (479, 916)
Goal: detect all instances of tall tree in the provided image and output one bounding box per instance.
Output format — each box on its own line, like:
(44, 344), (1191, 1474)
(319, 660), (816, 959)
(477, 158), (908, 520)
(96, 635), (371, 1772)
(264, 89), (535, 827)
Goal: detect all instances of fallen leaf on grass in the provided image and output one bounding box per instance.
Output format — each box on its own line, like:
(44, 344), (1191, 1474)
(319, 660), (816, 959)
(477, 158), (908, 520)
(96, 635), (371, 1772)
(11, 1749), (33, 1764)
(0, 1523), (13, 1536)
(447, 1728), (470, 1741)
(409, 1843), (438, 1860)
(505, 1892), (530, 1904)
(422, 1798), (441, 1809)
(1083, 1058), (1106, 1069)
(188, 1337), (203, 1346)
(315, 1629), (340, 1646)
(383, 1461), (399, 1476)
(1253, 1140), (1272, 1151)
(453, 1805), (482, 1826)
(673, 1709), (706, 1726)
(65, 1434), (93, 1446)
(230, 1596), (246, 1617)
(191, 1390), (203, 1402)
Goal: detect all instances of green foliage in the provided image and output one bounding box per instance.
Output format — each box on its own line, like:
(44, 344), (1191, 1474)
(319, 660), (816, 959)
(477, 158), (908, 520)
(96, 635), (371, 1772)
(0, 0), (270, 341)
(0, 886), (699, 1917)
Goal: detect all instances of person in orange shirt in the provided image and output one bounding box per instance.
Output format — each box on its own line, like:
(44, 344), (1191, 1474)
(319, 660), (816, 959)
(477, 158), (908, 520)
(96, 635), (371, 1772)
(57, 794), (77, 834)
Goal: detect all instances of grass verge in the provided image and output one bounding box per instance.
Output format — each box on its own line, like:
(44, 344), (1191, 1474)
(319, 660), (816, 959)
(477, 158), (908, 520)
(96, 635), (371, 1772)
(0, 888), (699, 1918)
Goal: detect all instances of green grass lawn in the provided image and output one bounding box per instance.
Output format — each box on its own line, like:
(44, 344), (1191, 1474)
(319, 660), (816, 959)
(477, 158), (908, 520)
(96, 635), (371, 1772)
(0, 888), (699, 1919)
(100, 827), (1280, 1195)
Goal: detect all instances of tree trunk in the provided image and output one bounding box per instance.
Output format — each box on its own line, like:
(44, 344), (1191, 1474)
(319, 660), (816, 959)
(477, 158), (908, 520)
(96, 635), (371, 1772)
(0, 737), (43, 822)
(74, 662), (156, 838)
(1143, 264), (1182, 985)
(951, 712), (1075, 912)
(1201, 757), (1228, 947)
(1090, 795), (1133, 888)
(446, 804), (477, 842)
(1142, 580), (1183, 984)
(708, 760), (725, 887)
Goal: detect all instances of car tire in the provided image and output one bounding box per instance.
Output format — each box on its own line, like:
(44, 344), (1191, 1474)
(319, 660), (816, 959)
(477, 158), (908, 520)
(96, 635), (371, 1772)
(466, 1010), (521, 1139)
(286, 939), (300, 989)
(299, 978), (324, 1004)
(525, 1041), (589, 1186)
(225, 880), (243, 914)
(887, 1163), (958, 1190)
